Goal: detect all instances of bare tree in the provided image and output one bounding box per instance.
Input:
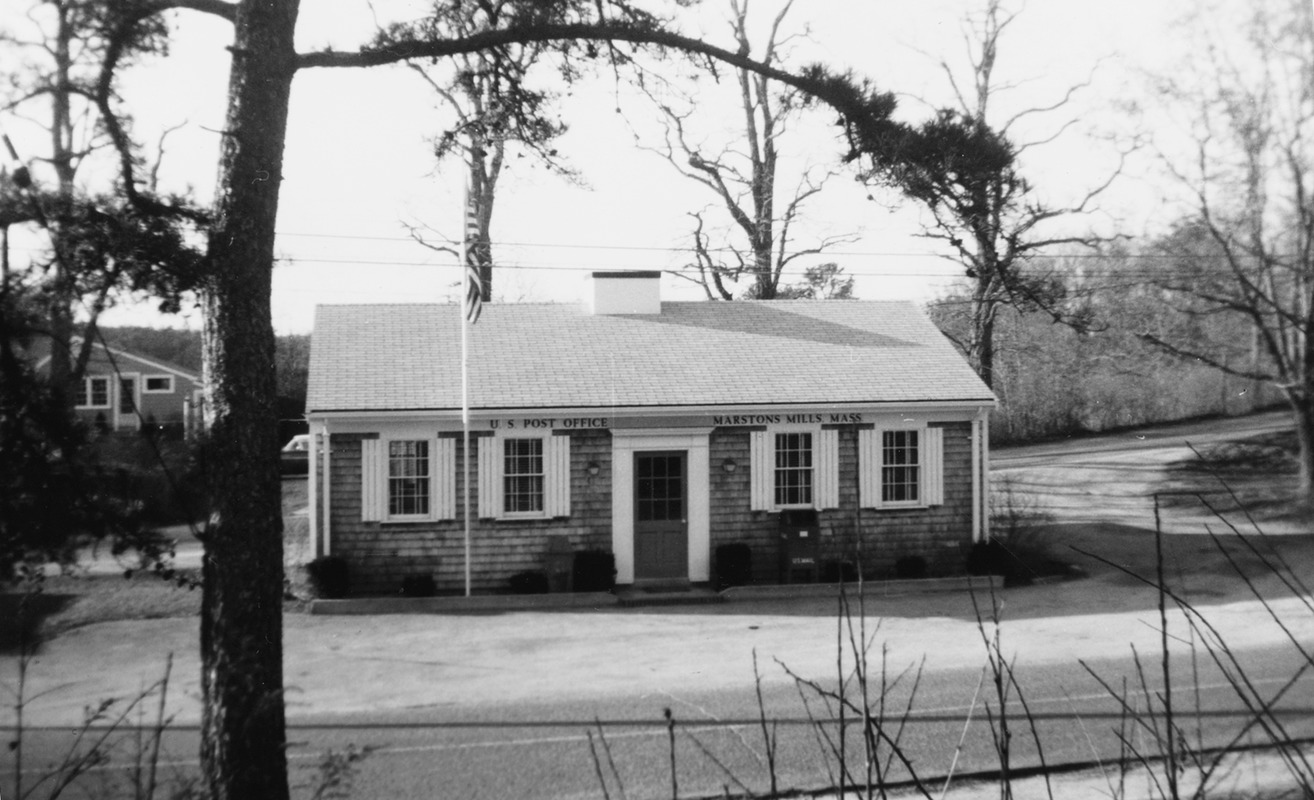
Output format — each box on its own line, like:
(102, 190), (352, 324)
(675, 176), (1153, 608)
(632, 0), (856, 300)
(872, 0), (1118, 388)
(402, 1), (578, 301)
(1137, 0), (1314, 498)
(777, 261), (854, 300)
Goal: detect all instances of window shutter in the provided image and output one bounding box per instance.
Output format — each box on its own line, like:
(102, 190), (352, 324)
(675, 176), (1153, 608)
(923, 427), (945, 506)
(858, 428), (880, 508)
(432, 437), (456, 520)
(749, 430), (771, 511)
(815, 428), (840, 509)
(360, 438), (384, 522)
(477, 436), (500, 519)
(545, 435), (572, 517)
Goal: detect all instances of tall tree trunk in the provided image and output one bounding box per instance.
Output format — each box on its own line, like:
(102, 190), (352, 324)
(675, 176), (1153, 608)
(969, 281), (998, 390)
(198, 0), (298, 797)
(46, 0), (77, 407)
(1293, 388), (1314, 504)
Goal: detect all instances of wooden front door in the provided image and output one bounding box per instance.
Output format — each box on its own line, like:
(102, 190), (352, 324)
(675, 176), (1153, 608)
(633, 451), (687, 580)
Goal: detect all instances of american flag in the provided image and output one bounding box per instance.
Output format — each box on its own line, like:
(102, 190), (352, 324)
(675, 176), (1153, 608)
(462, 186), (483, 324)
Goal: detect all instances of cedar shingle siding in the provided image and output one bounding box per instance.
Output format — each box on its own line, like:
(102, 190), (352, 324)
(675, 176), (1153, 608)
(709, 423), (972, 583)
(328, 430), (613, 595)
(325, 422), (974, 594)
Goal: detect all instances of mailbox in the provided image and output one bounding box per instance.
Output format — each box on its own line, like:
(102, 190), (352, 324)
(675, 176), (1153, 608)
(778, 509), (820, 584)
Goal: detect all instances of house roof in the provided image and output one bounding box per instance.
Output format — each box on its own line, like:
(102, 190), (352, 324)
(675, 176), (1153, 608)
(306, 300), (994, 414)
(30, 337), (201, 382)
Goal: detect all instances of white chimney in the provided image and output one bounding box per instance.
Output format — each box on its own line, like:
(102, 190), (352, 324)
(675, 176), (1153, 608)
(588, 271), (662, 315)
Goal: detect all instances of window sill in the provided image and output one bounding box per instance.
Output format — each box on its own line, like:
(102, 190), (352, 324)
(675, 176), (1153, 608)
(497, 511), (550, 521)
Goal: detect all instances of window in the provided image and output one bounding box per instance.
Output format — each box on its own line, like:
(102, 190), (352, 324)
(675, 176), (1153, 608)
(388, 440), (430, 518)
(77, 377), (110, 408)
(477, 434), (571, 519)
(858, 426), (944, 509)
(144, 375), (174, 393)
(636, 454), (683, 521)
(503, 438), (545, 514)
(749, 427), (838, 511)
(774, 431), (813, 507)
(881, 430), (920, 504)
(360, 436), (455, 523)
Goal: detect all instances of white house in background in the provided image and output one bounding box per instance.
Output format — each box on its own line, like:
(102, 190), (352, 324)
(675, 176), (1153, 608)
(36, 339), (204, 434)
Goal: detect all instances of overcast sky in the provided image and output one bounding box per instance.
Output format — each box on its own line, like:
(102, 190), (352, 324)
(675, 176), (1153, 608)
(5, 0), (1197, 333)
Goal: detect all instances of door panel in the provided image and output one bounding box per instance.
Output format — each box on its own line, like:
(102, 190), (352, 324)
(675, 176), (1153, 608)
(118, 376), (138, 429)
(634, 452), (687, 580)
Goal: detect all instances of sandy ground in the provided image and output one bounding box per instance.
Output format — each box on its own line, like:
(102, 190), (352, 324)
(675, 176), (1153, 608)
(12, 569), (1314, 729)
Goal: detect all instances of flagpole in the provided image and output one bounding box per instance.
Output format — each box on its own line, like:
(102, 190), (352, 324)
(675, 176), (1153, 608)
(462, 287), (471, 598)
(460, 183), (473, 598)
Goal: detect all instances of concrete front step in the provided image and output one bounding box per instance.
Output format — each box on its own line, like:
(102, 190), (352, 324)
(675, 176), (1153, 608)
(614, 586), (724, 608)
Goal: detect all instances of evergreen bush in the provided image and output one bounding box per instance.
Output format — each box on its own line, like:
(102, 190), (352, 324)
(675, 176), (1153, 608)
(306, 556), (350, 598)
(714, 543), (752, 589)
(571, 550), (615, 593)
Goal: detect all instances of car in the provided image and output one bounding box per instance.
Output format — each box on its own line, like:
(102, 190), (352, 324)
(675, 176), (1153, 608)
(280, 433), (310, 475)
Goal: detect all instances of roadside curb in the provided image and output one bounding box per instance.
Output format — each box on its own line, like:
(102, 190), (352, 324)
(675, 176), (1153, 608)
(308, 592), (619, 614)
(721, 574), (1002, 600)
(308, 575), (1004, 614)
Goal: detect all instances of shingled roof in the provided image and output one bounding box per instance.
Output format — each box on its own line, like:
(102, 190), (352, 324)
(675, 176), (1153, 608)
(306, 300), (994, 413)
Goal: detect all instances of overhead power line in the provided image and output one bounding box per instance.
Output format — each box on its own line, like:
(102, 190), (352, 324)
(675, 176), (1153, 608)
(266, 255), (1264, 285)
(275, 230), (1300, 261)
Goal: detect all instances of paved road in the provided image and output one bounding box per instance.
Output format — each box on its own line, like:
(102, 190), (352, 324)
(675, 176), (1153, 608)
(15, 643), (1314, 798)
(993, 411), (1302, 533)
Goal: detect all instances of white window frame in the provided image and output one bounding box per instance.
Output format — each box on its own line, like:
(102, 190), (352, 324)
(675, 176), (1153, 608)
(143, 375), (174, 393)
(749, 424), (839, 512)
(879, 429), (922, 508)
(77, 376), (111, 409)
(360, 436), (456, 523)
(478, 432), (571, 520)
(859, 426), (944, 510)
(386, 439), (434, 521)
(773, 428), (815, 509)
(501, 436), (546, 518)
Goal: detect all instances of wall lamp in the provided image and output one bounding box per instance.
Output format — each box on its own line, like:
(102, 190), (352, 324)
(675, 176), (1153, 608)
(586, 461), (602, 476)
(722, 458), (738, 474)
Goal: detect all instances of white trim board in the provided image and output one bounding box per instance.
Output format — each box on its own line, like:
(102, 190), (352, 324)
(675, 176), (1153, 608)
(610, 428), (712, 585)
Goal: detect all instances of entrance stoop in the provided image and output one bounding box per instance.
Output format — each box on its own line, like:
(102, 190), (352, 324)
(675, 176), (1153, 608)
(615, 583), (723, 608)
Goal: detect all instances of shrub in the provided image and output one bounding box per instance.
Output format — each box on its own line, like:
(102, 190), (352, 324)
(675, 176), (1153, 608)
(972, 476), (1061, 585)
(965, 540), (1021, 582)
(399, 574), (436, 597)
(508, 570), (549, 594)
(821, 560), (858, 583)
(571, 550), (615, 593)
(92, 436), (207, 525)
(306, 556), (350, 598)
(714, 543), (752, 589)
(893, 555), (928, 580)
